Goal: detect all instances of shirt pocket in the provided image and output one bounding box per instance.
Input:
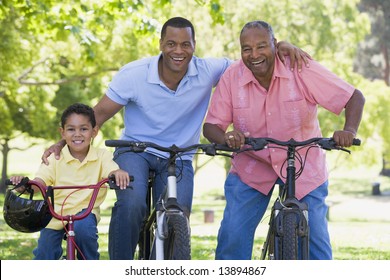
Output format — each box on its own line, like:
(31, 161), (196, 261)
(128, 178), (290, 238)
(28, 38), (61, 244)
(282, 99), (309, 130)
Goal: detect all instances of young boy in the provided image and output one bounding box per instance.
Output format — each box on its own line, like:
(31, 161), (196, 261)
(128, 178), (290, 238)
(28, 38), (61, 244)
(10, 103), (130, 260)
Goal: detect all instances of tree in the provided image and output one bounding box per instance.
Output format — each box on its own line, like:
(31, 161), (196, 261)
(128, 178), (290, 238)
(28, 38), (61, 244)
(1, 0), (384, 192)
(353, 0), (390, 175)
(0, 0), (225, 192)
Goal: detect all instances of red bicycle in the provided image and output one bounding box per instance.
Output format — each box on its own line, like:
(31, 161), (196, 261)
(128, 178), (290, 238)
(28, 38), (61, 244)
(4, 175), (133, 260)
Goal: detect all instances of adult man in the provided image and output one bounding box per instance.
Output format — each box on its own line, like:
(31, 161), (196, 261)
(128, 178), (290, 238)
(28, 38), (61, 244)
(203, 20), (365, 259)
(42, 17), (309, 259)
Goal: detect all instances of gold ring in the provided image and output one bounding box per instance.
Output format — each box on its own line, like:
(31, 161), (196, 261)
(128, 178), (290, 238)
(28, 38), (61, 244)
(228, 135), (234, 139)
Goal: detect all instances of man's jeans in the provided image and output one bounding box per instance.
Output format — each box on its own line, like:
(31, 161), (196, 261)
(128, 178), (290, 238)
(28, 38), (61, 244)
(215, 173), (332, 260)
(108, 148), (194, 260)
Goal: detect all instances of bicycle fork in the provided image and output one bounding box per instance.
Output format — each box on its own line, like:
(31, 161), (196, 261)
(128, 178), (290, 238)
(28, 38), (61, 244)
(154, 164), (179, 260)
(273, 199), (309, 259)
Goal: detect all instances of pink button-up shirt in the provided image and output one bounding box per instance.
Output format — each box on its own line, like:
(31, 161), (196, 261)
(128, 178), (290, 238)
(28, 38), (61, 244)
(205, 56), (354, 199)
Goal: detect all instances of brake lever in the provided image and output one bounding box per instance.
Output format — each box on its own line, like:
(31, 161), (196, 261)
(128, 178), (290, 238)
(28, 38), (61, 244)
(338, 147), (351, 154)
(318, 139), (351, 154)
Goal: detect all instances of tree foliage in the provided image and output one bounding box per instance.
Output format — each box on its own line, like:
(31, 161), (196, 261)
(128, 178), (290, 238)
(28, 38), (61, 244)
(0, 0), (227, 191)
(356, 0), (390, 85)
(1, 0), (388, 190)
(352, 0), (390, 171)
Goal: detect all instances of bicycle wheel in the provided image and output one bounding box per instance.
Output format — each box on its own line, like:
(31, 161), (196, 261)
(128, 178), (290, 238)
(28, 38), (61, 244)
(280, 211), (298, 260)
(164, 213), (191, 260)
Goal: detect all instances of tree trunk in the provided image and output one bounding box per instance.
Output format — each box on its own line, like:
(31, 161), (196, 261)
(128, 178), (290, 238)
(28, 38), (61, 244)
(380, 155), (390, 177)
(381, 42), (390, 86)
(1, 139), (10, 194)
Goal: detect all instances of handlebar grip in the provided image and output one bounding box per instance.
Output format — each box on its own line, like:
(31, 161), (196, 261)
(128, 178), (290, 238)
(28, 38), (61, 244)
(108, 175), (134, 190)
(5, 177), (30, 187)
(352, 138), (361, 146)
(105, 140), (131, 147)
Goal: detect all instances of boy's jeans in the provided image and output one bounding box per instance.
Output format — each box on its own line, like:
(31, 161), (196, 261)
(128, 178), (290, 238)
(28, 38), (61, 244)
(33, 211), (98, 260)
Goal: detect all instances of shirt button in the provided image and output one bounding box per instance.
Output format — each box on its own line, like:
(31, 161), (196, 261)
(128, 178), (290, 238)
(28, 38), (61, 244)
(268, 112), (271, 116)
(274, 165), (278, 169)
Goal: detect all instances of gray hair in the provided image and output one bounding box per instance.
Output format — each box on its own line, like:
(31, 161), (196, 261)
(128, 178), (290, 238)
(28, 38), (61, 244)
(240, 20), (275, 41)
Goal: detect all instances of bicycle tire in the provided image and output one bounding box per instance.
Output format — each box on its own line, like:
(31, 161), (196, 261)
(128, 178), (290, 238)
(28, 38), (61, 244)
(164, 214), (191, 260)
(281, 211), (298, 260)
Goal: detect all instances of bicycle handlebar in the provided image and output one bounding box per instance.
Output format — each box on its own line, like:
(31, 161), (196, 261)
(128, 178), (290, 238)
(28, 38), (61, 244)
(244, 137), (360, 153)
(105, 137), (360, 158)
(105, 140), (237, 157)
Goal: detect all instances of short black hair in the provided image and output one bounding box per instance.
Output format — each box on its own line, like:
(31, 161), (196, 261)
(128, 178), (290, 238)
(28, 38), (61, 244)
(61, 103), (96, 128)
(161, 17), (195, 41)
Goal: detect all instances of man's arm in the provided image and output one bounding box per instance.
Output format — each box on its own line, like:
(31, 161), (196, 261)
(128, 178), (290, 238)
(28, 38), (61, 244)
(203, 123), (226, 144)
(277, 41), (312, 72)
(203, 123), (248, 149)
(333, 89), (365, 147)
(93, 94), (123, 127)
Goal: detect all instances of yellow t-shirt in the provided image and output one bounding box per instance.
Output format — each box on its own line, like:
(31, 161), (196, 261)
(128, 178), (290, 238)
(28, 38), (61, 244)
(35, 145), (119, 230)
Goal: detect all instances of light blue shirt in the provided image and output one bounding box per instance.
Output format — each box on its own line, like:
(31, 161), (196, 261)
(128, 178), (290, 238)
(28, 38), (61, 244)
(106, 54), (231, 160)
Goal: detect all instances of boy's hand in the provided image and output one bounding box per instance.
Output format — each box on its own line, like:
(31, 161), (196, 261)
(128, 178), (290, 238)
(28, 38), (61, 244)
(9, 176), (29, 192)
(9, 176), (25, 185)
(112, 170), (132, 190)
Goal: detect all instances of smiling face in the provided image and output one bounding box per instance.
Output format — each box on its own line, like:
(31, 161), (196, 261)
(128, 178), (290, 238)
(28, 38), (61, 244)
(240, 26), (276, 87)
(60, 113), (98, 161)
(159, 26), (195, 77)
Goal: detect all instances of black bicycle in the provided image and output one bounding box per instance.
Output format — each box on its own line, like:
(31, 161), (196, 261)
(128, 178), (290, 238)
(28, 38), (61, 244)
(238, 137), (360, 260)
(105, 140), (234, 260)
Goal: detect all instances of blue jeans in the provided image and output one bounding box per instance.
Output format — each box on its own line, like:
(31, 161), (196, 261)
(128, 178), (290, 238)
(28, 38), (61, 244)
(215, 173), (332, 260)
(108, 148), (194, 260)
(33, 212), (99, 260)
